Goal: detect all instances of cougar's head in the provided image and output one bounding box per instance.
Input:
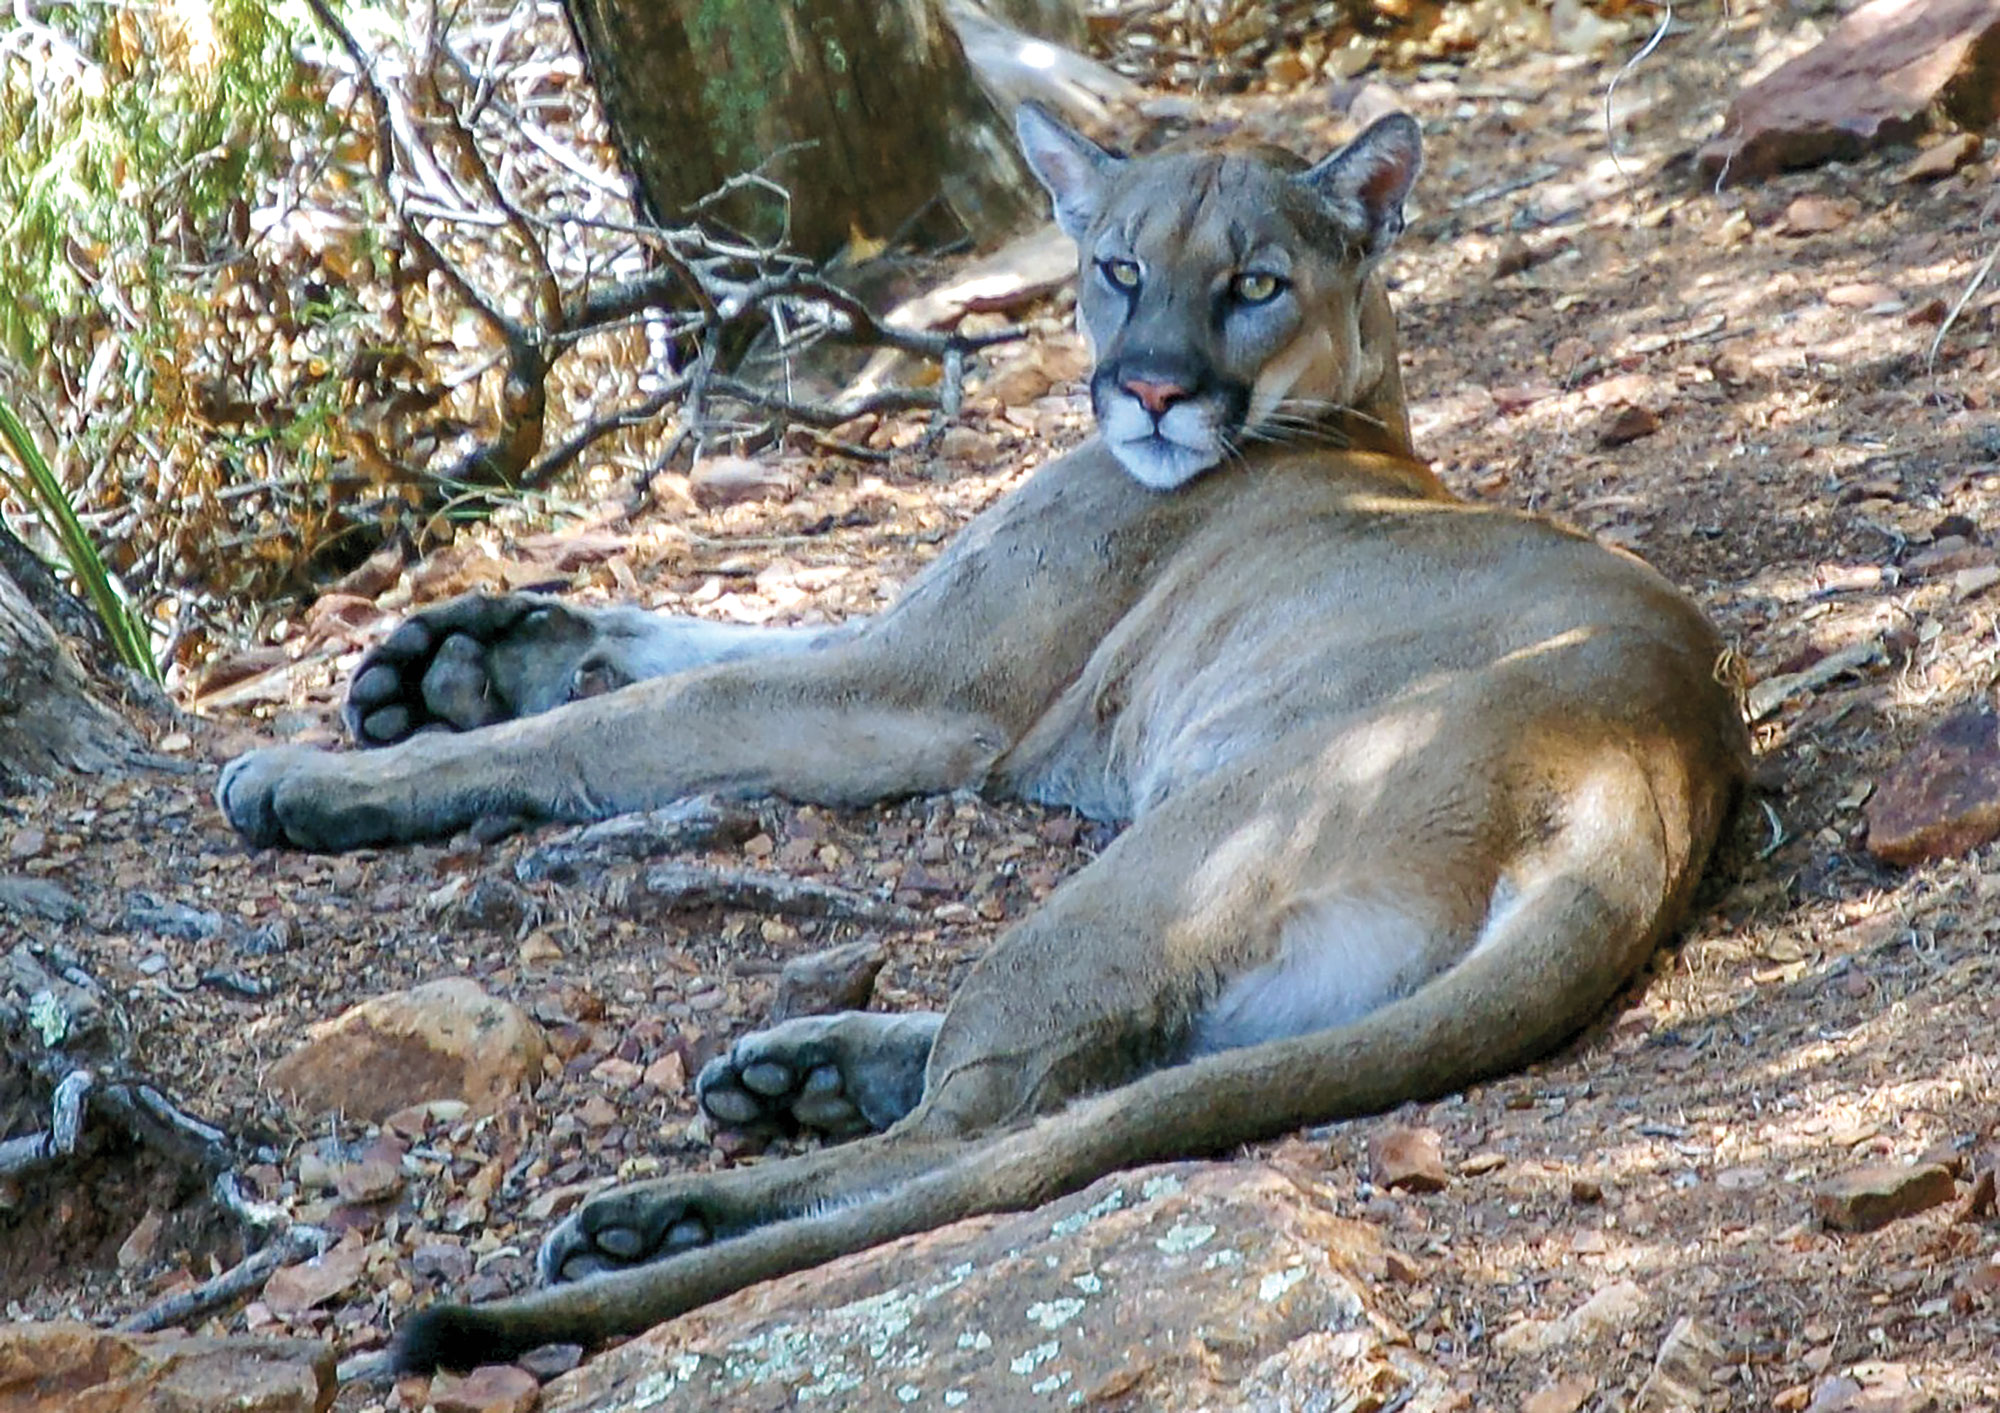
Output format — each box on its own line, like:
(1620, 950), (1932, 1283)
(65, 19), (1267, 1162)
(1016, 103), (1423, 489)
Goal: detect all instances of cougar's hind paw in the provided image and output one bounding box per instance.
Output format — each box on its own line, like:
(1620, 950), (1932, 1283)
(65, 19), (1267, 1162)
(539, 1186), (724, 1284)
(696, 1012), (941, 1140)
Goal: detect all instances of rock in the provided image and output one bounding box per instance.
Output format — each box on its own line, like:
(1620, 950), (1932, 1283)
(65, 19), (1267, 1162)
(1597, 403), (1661, 447)
(517, 1344), (584, 1380)
(1779, 195), (1859, 236)
(1700, 0), (2000, 181)
(1863, 703), (2000, 864)
(1956, 1164), (1996, 1220)
(0, 1321), (335, 1412)
(425, 1364), (542, 1413)
(688, 456), (793, 509)
(1804, 1362), (1938, 1412)
(1814, 1162), (1957, 1231)
(1524, 1376), (1596, 1413)
(539, 1162), (1445, 1413)
(334, 1150), (406, 1204)
(1634, 1316), (1723, 1411)
(1369, 1125), (1449, 1192)
(115, 1210), (164, 1271)
(1901, 131), (1985, 181)
(261, 1235), (370, 1316)
(0, 875), (84, 923)
(1493, 1279), (1647, 1355)
(770, 938), (888, 1022)
(264, 978), (545, 1123)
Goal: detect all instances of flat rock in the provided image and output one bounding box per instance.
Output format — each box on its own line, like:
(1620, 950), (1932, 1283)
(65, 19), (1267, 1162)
(1901, 131), (1986, 180)
(1700, 0), (2000, 181)
(770, 938), (887, 1021)
(540, 1162), (1446, 1412)
(264, 978), (545, 1123)
(425, 1364), (542, 1413)
(1815, 1162), (1957, 1231)
(0, 1322), (335, 1412)
(1863, 702), (2000, 864)
(1369, 1124), (1449, 1192)
(1634, 1315), (1724, 1411)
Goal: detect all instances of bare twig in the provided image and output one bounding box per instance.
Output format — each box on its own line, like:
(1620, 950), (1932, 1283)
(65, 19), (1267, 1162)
(1927, 237), (2000, 371)
(118, 1225), (332, 1334)
(639, 862), (919, 925)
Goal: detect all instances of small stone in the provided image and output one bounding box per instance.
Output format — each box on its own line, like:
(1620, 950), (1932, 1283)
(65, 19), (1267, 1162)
(688, 456), (793, 509)
(1780, 196), (1860, 236)
(116, 1211), (165, 1271)
(1460, 1151), (1508, 1176)
(1634, 1316), (1723, 1411)
(1804, 1362), (1937, 1412)
(0, 875), (83, 923)
(1953, 564), (2000, 599)
(427, 1363), (542, 1413)
(412, 1241), (475, 1284)
(0, 1323), (335, 1412)
(261, 1237), (369, 1316)
(1826, 282), (1905, 312)
(770, 939), (888, 1022)
(265, 979), (544, 1124)
(1864, 704), (2000, 864)
(590, 1057), (644, 1089)
(642, 1051), (687, 1093)
(1813, 1162), (1957, 1231)
(334, 1153), (405, 1205)
(1369, 1125), (1448, 1193)
(1901, 132), (1983, 181)
(518, 932), (563, 965)
(517, 1343), (585, 1380)
(1523, 1376), (1595, 1413)
(6, 827), (47, 860)
(1955, 1165), (1996, 1221)
(1569, 1279), (1648, 1338)
(934, 425), (997, 463)
(1598, 403), (1661, 447)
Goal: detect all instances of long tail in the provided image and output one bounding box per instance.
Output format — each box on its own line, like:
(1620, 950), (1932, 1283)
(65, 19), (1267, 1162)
(394, 837), (1690, 1373)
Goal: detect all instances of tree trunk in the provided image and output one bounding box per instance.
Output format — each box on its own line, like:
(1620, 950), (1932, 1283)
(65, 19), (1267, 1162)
(0, 564), (138, 794)
(560, 0), (1044, 262)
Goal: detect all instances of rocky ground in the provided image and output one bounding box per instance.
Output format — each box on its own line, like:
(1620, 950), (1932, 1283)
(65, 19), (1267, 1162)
(4, 3), (2000, 1410)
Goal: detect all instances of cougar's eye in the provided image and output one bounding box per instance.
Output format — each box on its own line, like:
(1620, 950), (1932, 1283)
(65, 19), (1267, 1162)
(1101, 258), (1142, 291)
(1231, 271), (1285, 305)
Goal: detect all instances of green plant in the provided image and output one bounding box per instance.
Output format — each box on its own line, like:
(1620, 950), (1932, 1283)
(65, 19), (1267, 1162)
(0, 397), (159, 680)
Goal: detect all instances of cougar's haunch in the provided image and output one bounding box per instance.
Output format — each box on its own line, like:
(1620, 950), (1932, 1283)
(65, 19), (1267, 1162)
(216, 102), (1748, 1373)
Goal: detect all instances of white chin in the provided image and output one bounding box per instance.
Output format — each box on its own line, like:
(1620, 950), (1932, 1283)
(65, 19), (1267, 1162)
(1108, 435), (1223, 490)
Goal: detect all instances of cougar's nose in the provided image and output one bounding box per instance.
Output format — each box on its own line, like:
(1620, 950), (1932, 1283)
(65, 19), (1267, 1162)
(1122, 378), (1189, 417)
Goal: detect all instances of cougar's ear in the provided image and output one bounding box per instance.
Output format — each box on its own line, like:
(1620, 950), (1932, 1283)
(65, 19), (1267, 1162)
(1014, 100), (1120, 241)
(1296, 111), (1423, 259)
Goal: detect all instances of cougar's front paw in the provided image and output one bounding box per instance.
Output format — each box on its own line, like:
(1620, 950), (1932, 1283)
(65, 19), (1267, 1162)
(697, 1012), (941, 1139)
(216, 747), (396, 851)
(538, 1182), (734, 1283)
(345, 592), (625, 746)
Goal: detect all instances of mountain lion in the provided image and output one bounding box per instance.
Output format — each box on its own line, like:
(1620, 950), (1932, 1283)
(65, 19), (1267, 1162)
(218, 103), (1748, 1372)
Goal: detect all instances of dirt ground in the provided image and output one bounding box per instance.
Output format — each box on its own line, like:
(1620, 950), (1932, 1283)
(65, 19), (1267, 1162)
(4, 6), (2000, 1411)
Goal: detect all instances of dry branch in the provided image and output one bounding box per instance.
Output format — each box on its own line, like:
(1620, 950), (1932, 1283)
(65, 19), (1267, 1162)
(3, 943), (325, 1327)
(639, 863), (919, 926)
(118, 1224), (332, 1335)
(297, 0), (1028, 536)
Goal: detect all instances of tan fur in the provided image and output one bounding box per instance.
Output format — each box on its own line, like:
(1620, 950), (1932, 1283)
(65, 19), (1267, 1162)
(216, 108), (1748, 1372)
